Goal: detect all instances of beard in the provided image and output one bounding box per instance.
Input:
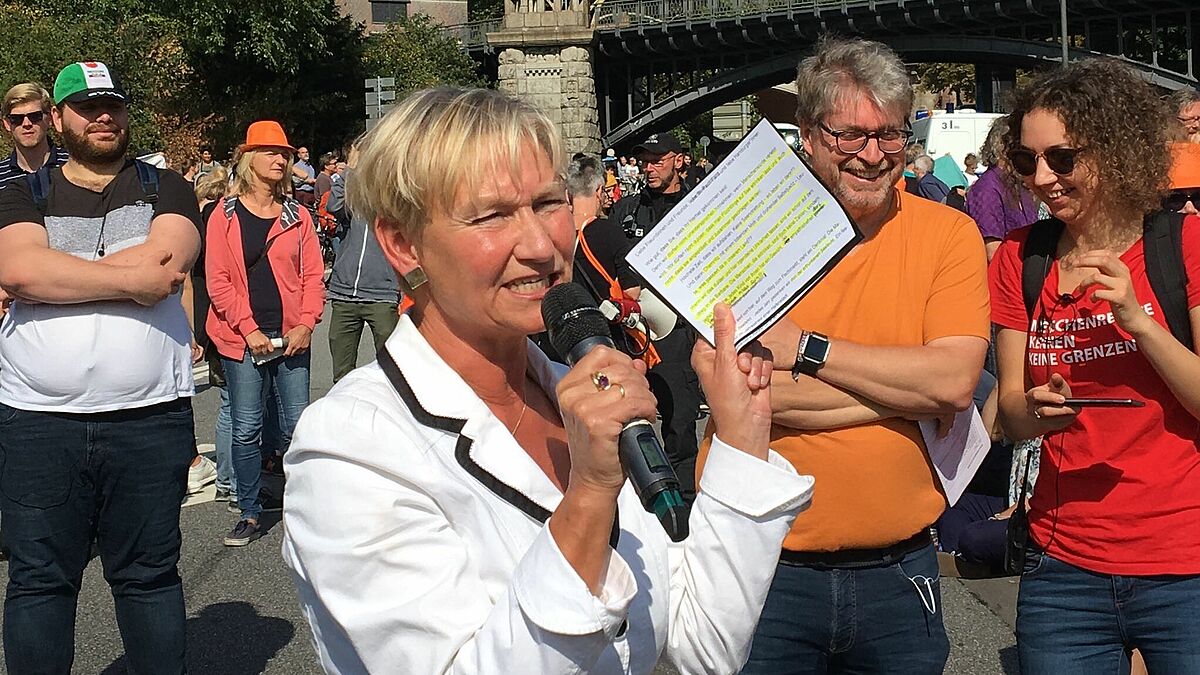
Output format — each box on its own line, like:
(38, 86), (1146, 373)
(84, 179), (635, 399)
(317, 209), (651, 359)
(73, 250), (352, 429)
(61, 123), (129, 165)
(826, 156), (902, 218)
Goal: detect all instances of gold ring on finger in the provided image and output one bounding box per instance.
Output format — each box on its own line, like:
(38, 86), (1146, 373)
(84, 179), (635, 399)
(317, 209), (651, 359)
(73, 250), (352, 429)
(1033, 407), (1043, 420)
(615, 383), (626, 398)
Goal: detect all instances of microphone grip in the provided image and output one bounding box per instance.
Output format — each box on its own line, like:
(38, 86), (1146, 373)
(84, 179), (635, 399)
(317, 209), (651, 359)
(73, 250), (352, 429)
(619, 421), (689, 542)
(567, 335), (617, 365)
(562, 332), (690, 542)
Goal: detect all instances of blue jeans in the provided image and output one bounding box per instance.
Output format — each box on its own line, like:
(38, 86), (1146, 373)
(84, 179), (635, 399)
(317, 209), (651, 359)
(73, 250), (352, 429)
(215, 386), (234, 493)
(741, 543), (949, 674)
(1017, 548), (1200, 674)
(213, 385), (280, 494)
(0, 399), (193, 675)
(221, 350), (310, 520)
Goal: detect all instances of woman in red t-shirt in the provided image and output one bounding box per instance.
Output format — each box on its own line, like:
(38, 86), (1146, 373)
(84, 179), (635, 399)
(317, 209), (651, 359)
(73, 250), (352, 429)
(990, 60), (1200, 673)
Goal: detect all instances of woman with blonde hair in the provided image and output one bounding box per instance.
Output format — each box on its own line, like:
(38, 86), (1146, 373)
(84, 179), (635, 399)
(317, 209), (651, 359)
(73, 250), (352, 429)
(281, 87), (814, 674)
(206, 122), (324, 547)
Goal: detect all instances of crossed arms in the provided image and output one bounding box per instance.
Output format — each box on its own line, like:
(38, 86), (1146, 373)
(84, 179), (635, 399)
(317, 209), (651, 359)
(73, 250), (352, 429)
(759, 323), (988, 430)
(0, 215), (199, 307)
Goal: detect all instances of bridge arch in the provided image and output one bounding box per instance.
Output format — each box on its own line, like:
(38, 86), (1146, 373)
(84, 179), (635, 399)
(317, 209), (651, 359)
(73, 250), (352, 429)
(600, 35), (1197, 149)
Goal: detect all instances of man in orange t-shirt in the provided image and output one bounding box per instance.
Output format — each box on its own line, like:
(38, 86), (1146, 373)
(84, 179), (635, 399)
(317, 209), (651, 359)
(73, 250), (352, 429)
(708, 37), (990, 674)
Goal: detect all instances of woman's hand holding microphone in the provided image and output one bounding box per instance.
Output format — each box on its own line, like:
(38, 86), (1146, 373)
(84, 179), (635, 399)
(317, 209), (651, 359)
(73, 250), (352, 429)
(556, 348), (658, 499)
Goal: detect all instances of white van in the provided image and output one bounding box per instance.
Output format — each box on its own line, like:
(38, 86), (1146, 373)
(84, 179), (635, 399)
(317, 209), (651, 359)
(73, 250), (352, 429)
(772, 122), (801, 152)
(910, 110), (1004, 168)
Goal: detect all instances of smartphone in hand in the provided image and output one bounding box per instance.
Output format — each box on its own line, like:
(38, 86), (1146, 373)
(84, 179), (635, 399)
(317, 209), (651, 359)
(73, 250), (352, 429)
(1061, 398), (1145, 408)
(252, 337), (290, 366)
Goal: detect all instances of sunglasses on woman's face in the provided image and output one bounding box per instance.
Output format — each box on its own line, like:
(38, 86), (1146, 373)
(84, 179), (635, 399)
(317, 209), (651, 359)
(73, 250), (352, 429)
(1008, 147), (1086, 177)
(5, 111), (45, 127)
(1163, 190), (1200, 213)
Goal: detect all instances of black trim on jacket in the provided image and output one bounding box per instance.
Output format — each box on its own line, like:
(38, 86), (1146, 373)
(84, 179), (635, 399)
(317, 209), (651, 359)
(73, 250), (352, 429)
(376, 347), (620, 548)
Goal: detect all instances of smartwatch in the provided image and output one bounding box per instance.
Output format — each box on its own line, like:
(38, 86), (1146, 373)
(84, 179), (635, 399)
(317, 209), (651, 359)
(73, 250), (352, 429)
(791, 330), (831, 380)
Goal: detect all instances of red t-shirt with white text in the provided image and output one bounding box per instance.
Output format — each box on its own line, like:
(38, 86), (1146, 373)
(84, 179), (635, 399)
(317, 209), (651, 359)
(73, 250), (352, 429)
(990, 219), (1200, 575)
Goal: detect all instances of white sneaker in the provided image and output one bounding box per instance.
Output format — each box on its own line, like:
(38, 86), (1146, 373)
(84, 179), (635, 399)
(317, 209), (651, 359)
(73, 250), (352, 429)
(187, 456), (218, 494)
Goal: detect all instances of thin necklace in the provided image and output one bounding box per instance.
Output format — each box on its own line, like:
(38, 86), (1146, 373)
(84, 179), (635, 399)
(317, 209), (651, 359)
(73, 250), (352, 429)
(94, 185), (115, 258)
(508, 375), (530, 437)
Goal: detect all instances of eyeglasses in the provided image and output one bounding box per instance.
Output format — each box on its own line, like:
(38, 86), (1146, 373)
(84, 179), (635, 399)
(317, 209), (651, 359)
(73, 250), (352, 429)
(1164, 190), (1200, 212)
(5, 111), (45, 126)
(816, 122), (913, 155)
(1007, 147), (1086, 177)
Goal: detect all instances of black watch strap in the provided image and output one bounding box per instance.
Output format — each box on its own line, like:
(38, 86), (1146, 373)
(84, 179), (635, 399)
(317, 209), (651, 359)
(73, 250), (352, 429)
(791, 330), (830, 380)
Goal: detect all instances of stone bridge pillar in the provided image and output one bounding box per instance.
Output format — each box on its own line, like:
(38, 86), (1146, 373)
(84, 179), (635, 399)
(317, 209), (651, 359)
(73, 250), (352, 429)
(489, 1), (600, 155)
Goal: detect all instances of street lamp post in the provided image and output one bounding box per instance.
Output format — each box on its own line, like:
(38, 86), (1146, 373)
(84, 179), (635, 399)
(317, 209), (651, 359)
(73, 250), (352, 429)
(1060, 0), (1069, 66)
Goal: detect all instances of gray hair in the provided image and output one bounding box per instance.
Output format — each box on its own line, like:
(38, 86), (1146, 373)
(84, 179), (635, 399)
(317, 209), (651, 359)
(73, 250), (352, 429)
(979, 116), (1009, 167)
(565, 155), (604, 200)
(913, 155), (934, 173)
(1170, 88), (1200, 115)
(795, 36), (913, 129)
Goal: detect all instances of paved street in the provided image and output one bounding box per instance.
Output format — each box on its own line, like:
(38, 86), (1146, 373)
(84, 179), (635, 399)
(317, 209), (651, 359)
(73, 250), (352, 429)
(0, 306), (1020, 673)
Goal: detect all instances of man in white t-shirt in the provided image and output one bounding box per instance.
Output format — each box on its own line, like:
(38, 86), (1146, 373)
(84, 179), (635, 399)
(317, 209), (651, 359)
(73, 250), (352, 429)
(0, 62), (201, 675)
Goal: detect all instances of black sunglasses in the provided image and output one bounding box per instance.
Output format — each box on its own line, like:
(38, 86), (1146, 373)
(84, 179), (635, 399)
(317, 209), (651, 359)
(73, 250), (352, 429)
(1164, 190), (1200, 212)
(1008, 147), (1086, 177)
(5, 111), (45, 126)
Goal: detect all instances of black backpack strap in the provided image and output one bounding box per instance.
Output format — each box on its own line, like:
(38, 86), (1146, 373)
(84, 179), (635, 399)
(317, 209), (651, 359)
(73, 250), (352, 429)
(133, 160), (159, 204)
(1143, 210), (1192, 347)
(1020, 218), (1065, 325)
(25, 166), (52, 214)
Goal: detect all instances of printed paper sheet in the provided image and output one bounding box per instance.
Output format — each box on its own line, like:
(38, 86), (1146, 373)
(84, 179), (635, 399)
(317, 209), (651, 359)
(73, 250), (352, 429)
(625, 118), (861, 348)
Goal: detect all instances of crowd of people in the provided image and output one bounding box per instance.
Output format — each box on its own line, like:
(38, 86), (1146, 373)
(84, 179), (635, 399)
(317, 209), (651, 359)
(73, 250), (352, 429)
(0, 37), (1197, 675)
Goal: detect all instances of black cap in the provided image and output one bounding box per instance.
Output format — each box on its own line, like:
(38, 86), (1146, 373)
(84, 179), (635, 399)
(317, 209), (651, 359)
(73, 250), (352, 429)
(633, 132), (684, 156)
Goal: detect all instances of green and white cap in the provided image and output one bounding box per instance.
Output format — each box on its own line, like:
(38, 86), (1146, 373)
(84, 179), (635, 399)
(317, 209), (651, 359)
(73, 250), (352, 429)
(53, 62), (128, 106)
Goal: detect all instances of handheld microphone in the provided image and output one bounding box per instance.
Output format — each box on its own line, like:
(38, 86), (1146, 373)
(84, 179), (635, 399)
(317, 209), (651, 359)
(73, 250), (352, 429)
(542, 283), (689, 542)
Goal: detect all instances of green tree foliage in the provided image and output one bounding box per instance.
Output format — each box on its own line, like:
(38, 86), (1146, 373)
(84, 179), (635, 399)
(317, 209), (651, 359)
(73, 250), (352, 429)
(159, 0), (367, 156)
(915, 63), (976, 106)
(0, 5), (205, 162)
(0, 2), (484, 164)
(364, 15), (486, 97)
(12, 0), (366, 161)
(469, 0), (506, 22)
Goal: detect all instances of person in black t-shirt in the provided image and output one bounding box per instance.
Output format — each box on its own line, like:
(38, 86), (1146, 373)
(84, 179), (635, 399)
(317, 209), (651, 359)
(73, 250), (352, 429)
(602, 132), (704, 504)
(0, 61), (201, 675)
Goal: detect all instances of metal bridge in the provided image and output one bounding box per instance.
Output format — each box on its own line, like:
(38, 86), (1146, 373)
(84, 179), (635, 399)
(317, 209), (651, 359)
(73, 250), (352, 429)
(446, 0), (1198, 147)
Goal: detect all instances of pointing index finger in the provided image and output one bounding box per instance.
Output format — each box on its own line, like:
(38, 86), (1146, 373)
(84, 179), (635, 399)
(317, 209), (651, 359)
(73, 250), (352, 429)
(712, 303), (737, 362)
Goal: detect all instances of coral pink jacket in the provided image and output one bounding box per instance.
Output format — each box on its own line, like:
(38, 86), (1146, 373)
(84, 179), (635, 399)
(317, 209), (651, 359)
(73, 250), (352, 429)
(205, 197), (325, 360)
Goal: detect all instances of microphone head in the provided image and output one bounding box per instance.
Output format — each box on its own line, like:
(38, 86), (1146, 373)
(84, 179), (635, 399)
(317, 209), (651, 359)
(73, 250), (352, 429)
(542, 283), (613, 360)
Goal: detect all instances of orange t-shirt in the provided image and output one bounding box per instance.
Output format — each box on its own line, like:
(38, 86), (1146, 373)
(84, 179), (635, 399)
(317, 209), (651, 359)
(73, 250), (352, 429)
(699, 191), (990, 552)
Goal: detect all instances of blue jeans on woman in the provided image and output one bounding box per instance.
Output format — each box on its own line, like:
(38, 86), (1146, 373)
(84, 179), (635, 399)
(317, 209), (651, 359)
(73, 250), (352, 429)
(1017, 548), (1200, 674)
(214, 385), (281, 496)
(0, 398), (194, 675)
(221, 350), (310, 520)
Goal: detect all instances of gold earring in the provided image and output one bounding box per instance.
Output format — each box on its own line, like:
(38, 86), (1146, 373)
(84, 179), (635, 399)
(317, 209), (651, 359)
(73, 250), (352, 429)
(403, 267), (428, 289)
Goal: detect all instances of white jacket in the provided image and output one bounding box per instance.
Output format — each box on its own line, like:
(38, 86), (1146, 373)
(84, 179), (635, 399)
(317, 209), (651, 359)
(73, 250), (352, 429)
(281, 315), (814, 674)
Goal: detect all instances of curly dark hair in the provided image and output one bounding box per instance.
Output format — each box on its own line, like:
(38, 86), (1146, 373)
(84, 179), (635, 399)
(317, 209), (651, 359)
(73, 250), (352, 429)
(1002, 58), (1172, 219)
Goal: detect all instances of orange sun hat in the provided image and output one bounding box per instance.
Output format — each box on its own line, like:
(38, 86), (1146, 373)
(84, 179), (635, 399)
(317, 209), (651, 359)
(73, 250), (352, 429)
(238, 120), (296, 153)
(1168, 142), (1200, 190)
